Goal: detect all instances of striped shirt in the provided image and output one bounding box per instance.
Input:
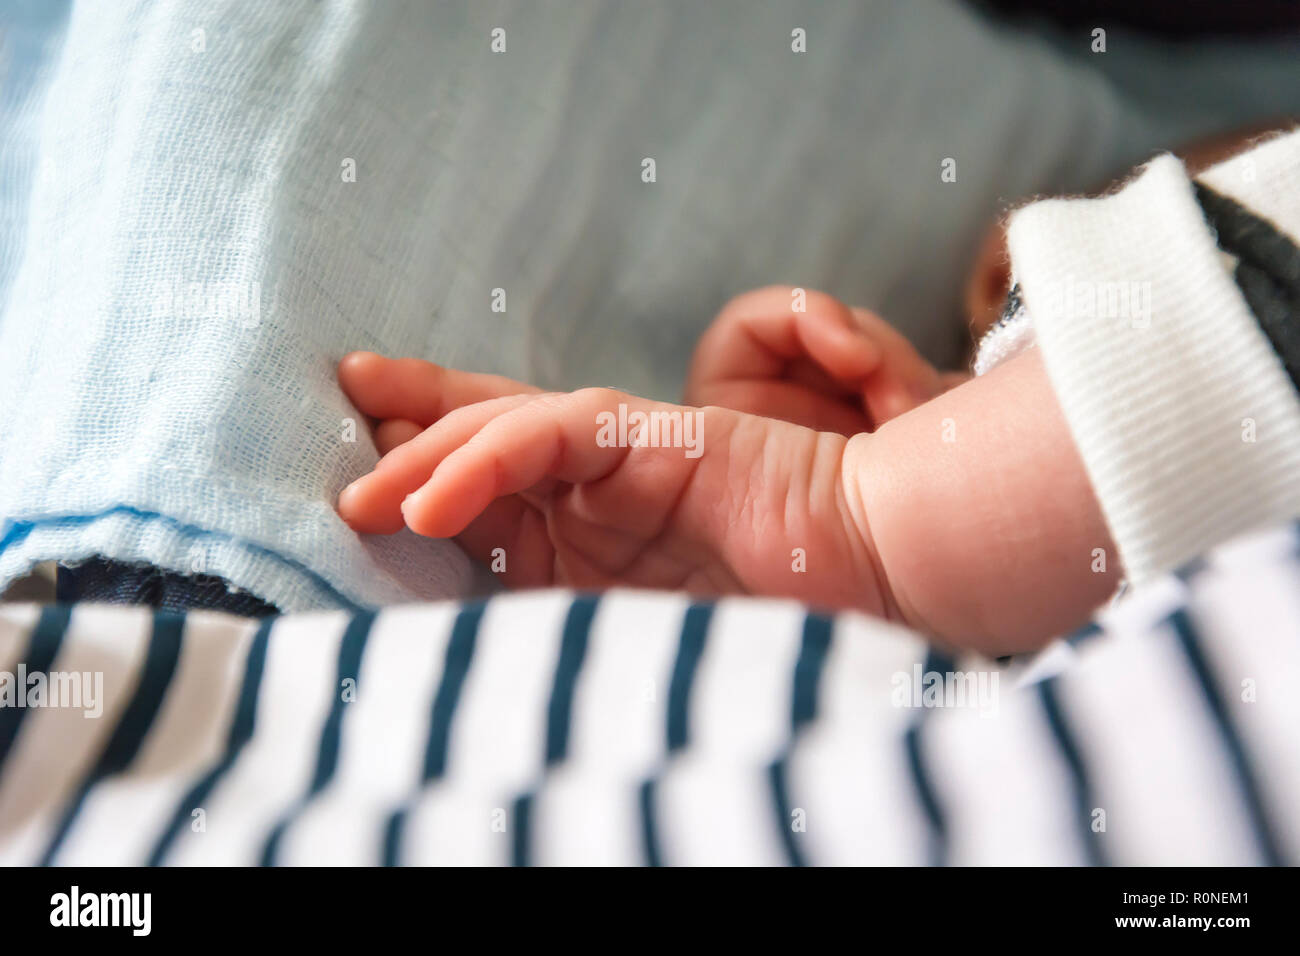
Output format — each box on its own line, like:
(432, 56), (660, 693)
(1, 521), (1297, 865)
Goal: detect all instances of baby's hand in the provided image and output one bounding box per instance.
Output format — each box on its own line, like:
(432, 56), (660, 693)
(686, 286), (963, 434)
(339, 348), (1122, 653)
(337, 352), (893, 616)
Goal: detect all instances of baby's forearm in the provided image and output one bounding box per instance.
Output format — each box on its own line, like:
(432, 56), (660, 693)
(843, 348), (1119, 653)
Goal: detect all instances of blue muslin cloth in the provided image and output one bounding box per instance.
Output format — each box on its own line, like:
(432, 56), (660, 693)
(0, 0), (481, 609)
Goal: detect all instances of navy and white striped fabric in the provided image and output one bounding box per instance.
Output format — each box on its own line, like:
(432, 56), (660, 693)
(1, 522), (1297, 865)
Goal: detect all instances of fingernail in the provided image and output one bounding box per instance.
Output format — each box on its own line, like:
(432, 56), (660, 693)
(337, 481), (364, 513)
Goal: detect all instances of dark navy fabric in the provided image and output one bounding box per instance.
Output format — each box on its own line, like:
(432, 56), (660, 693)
(56, 557), (279, 618)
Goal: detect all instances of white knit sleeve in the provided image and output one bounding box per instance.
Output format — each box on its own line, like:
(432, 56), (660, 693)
(1001, 136), (1300, 585)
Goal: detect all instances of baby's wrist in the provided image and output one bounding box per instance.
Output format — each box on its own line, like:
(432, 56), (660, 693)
(844, 349), (1120, 654)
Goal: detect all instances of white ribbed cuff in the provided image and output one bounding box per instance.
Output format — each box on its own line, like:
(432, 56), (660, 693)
(1007, 153), (1300, 584)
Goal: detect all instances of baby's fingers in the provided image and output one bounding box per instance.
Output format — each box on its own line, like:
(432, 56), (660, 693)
(338, 393), (538, 533)
(338, 351), (541, 425)
(402, 389), (675, 538)
(688, 286), (881, 396)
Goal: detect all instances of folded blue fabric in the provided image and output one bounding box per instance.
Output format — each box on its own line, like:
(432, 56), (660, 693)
(0, 1), (480, 609)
